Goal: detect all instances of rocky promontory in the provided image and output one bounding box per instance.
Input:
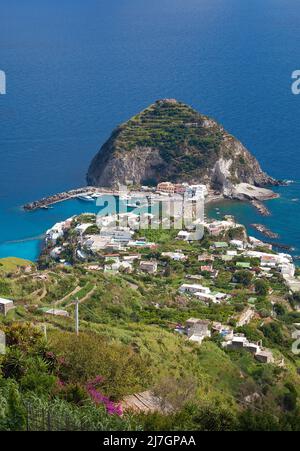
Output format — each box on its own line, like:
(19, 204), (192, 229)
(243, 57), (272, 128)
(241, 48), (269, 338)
(87, 99), (280, 200)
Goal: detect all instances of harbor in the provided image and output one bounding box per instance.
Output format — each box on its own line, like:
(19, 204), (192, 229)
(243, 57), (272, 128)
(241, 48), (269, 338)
(23, 187), (115, 211)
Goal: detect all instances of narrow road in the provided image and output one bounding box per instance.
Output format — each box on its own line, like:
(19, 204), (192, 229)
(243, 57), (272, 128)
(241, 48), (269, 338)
(54, 285), (82, 306)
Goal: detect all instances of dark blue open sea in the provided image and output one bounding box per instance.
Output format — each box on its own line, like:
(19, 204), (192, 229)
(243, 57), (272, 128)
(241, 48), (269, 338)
(1, 0), (300, 261)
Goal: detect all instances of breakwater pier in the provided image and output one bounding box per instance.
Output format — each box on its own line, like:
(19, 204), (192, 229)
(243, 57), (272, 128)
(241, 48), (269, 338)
(23, 187), (114, 211)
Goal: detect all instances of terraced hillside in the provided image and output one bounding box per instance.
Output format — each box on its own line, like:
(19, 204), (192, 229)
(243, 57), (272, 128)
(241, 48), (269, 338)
(87, 99), (276, 190)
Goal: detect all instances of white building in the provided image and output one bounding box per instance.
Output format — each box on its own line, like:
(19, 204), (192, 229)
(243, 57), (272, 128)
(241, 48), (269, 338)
(104, 261), (133, 274)
(161, 252), (187, 261)
(0, 298), (14, 316)
(179, 284), (211, 295)
(50, 246), (63, 259)
(230, 240), (245, 250)
(46, 218), (73, 244)
(179, 284), (228, 304)
(223, 334), (274, 364)
(75, 223), (94, 234)
(100, 227), (134, 243)
(186, 184), (208, 200)
(205, 218), (242, 237)
(186, 318), (211, 344)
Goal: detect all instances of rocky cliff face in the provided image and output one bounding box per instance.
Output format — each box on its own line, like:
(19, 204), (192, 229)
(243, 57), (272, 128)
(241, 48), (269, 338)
(87, 99), (278, 194)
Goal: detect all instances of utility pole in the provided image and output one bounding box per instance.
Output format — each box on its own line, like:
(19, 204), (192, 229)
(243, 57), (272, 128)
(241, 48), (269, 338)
(43, 324), (47, 341)
(75, 299), (79, 336)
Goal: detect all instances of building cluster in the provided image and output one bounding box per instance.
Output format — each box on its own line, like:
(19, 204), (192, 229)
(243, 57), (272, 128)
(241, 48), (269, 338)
(222, 334), (275, 364)
(46, 218), (73, 244)
(243, 250), (295, 279)
(205, 216), (244, 237)
(83, 213), (158, 253)
(179, 283), (229, 304)
(175, 317), (276, 364)
(156, 182), (208, 199)
(175, 318), (211, 344)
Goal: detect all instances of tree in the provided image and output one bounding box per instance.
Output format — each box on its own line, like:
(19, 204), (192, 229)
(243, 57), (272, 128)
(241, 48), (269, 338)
(255, 279), (269, 297)
(238, 408), (279, 431)
(261, 322), (284, 346)
(191, 403), (238, 431)
(274, 303), (286, 317)
(234, 270), (253, 287)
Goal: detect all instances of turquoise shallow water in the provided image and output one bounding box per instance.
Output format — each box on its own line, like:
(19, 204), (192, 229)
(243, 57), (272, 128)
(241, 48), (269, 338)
(0, 200), (105, 261)
(207, 184), (300, 257)
(1, 0), (300, 261)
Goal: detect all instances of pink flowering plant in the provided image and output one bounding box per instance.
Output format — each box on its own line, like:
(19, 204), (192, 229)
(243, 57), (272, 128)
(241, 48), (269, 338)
(86, 376), (123, 417)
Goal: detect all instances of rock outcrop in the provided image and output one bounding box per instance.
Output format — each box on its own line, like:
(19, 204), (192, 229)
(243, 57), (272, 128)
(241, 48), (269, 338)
(87, 99), (279, 198)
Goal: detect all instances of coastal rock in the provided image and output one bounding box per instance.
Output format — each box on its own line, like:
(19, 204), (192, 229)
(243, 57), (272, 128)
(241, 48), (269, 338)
(87, 99), (278, 194)
(228, 183), (279, 201)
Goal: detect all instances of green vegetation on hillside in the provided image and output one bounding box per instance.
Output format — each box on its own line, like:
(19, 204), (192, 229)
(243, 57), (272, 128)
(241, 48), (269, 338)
(0, 257), (33, 274)
(1, 225), (300, 431)
(114, 100), (222, 179)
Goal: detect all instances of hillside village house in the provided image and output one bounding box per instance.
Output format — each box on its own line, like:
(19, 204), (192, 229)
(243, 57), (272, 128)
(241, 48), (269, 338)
(230, 239), (245, 250)
(213, 242), (228, 250)
(161, 252), (187, 261)
(200, 266), (219, 278)
(179, 283), (210, 295)
(84, 235), (117, 252)
(255, 350), (275, 364)
(156, 182), (208, 199)
(200, 265), (214, 273)
(205, 218), (243, 237)
(140, 261), (158, 274)
(75, 223), (94, 234)
(157, 182), (176, 194)
(105, 260), (133, 274)
(179, 284), (228, 304)
(123, 255), (141, 263)
(195, 291), (228, 304)
(198, 253), (215, 262)
(46, 218), (73, 244)
(0, 298), (14, 316)
(99, 227), (134, 243)
(177, 228), (204, 242)
(223, 333), (275, 364)
(185, 318), (211, 344)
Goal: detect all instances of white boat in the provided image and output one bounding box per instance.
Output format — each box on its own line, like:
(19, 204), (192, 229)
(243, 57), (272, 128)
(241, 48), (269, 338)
(77, 195), (95, 202)
(127, 202), (139, 208)
(92, 193), (104, 199)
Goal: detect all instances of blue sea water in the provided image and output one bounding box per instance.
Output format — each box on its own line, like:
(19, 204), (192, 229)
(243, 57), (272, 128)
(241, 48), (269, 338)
(1, 0), (300, 261)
